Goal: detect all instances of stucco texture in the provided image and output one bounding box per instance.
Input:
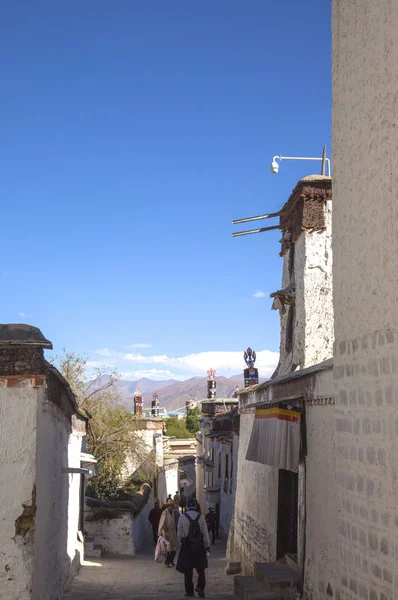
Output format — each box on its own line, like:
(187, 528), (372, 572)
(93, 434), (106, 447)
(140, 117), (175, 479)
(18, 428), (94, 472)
(85, 505), (150, 555)
(33, 389), (78, 600)
(332, 1), (398, 598)
(231, 411), (278, 574)
(0, 382), (38, 600)
(277, 200), (333, 377)
(304, 403), (337, 599)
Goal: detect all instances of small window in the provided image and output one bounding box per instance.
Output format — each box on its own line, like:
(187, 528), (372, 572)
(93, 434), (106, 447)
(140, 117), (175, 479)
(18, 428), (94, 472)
(285, 306), (294, 353)
(230, 449), (233, 483)
(225, 454), (229, 481)
(288, 244), (295, 276)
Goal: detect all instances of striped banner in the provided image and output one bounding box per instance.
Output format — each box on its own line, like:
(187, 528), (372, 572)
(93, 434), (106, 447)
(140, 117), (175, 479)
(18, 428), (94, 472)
(246, 407), (301, 472)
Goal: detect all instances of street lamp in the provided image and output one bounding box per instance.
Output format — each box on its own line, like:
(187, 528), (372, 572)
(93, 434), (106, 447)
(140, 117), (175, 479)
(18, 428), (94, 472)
(270, 148), (331, 176)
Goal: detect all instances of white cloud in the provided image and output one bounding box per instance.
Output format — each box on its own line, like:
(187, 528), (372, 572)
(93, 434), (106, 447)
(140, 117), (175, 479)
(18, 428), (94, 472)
(86, 360), (109, 369)
(124, 353), (170, 364)
(18, 312), (30, 318)
(125, 343), (153, 349)
(95, 348), (116, 356)
(253, 291), (267, 298)
(119, 369), (177, 380)
(95, 349), (279, 380)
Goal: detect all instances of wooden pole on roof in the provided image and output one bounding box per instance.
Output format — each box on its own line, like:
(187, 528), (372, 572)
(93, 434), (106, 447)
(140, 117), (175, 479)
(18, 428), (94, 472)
(321, 145), (327, 175)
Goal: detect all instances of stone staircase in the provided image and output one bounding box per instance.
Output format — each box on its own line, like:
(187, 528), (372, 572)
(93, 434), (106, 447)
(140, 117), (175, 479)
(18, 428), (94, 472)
(84, 536), (103, 558)
(234, 562), (298, 600)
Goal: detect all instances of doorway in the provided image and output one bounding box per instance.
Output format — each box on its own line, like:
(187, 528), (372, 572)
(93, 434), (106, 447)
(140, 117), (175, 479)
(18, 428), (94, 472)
(276, 469), (298, 559)
(215, 502), (220, 539)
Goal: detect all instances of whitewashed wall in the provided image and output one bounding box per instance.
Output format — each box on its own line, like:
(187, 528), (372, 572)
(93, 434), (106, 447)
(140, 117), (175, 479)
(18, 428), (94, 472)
(219, 434), (239, 537)
(303, 369), (336, 598)
(230, 411), (278, 574)
(276, 187), (333, 378)
(0, 377), (85, 600)
(33, 390), (80, 600)
(0, 382), (39, 600)
(85, 504), (150, 555)
(165, 466), (178, 502)
(67, 429), (85, 576)
(332, 2), (398, 598)
(181, 459), (196, 499)
(196, 435), (205, 510)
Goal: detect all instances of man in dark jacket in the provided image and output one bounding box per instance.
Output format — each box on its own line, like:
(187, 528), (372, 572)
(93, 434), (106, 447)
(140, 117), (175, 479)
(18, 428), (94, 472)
(205, 507), (216, 545)
(148, 500), (162, 545)
(180, 490), (187, 513)
(176, 497), (210, 598)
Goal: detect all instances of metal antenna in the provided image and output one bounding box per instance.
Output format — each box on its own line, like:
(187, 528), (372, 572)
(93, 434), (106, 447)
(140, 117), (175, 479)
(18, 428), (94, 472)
(321, 145), (327, 176)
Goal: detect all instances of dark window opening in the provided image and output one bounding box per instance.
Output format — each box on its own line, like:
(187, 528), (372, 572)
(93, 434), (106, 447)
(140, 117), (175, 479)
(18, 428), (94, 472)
(225, 454), (229, 481)
(230, 449), (233, 493)
(288, 243), (295, 277)
(285, 306), (295, 353)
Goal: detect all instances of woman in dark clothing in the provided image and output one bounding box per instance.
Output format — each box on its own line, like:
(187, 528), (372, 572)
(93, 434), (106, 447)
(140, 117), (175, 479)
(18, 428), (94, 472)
(148, 500), (162, 544)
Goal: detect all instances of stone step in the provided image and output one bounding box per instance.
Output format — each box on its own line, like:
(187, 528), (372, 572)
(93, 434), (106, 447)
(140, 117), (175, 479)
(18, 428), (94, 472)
(84, 543), (103, 558)
(226, 560), (242, 575)
(255, 563), (298, 595)
(234, 575), (285, 600)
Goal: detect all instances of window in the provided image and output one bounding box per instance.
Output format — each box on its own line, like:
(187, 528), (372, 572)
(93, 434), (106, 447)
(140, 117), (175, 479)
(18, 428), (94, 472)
(285, 306), (295, 353)
(288, 243), (295, 276)
(225, 454), (229, 481)
(230, 449), (233, 493)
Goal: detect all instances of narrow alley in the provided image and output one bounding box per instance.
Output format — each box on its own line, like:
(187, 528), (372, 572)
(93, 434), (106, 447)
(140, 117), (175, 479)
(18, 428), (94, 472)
(65, 542), (234, 600)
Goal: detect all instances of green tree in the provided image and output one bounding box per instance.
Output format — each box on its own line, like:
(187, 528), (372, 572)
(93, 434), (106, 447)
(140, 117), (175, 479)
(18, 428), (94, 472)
(165, 416), (191, 439)
(186, 407), (202, 435)
(57, 351), (155, 500)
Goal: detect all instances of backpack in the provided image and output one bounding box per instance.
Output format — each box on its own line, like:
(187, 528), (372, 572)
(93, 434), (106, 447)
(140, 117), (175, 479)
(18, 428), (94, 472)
(185, 513), (204, 552)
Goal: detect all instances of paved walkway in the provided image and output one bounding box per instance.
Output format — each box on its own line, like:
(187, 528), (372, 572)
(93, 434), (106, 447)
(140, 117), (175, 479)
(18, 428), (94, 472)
(65, 542), (235, 600)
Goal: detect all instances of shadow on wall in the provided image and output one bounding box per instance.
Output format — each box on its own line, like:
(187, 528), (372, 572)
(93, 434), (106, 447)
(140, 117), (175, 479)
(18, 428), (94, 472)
(33, 401), (74, 599)
(84, 484), (152, 555)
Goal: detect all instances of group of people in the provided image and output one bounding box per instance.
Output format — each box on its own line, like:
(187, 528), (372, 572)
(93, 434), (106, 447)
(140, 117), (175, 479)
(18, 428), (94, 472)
(148, 492), (217, 598)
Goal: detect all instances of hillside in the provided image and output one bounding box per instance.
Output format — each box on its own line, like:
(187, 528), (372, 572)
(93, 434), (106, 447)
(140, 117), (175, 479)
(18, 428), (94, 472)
(118, 374), (243, 412)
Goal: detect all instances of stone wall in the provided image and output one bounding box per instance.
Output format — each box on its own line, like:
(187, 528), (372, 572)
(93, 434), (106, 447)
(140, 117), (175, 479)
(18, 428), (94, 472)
(332, 1), (398, 598)
(275, 180), (333, 377)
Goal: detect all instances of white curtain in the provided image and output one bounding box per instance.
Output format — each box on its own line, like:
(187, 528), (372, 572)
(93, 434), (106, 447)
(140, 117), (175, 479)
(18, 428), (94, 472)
(246, 407), (301, 472)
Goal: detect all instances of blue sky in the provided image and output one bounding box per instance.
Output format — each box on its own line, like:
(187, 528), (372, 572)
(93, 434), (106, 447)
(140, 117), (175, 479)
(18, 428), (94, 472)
(0, 1), (331, 380)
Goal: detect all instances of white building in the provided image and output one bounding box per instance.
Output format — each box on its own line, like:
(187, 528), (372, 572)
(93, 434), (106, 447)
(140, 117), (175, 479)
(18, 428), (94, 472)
(326, 2), (398, 599)
(196, 398), (239, 537)
(0, 324), (89, 600)
(230, 176), (336, 598)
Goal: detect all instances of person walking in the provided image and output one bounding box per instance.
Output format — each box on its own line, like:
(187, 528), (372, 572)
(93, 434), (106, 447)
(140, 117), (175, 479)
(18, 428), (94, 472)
(158, 499), (178, 567)
(176, 497), (210, 598)
(205, 507), (216, 545)
(173, 504), (181, 531)
(148, 500), (162, 545)
(173, 490), (180, 508)
(180, 490), (187, 514)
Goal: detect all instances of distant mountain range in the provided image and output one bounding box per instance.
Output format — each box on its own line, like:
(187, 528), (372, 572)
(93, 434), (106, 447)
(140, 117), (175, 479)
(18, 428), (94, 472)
(115, 375), (245, 413)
